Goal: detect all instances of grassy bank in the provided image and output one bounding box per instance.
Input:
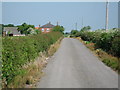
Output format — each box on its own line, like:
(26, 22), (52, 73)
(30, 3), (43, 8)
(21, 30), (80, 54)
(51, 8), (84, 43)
(2, 32), (63, 88)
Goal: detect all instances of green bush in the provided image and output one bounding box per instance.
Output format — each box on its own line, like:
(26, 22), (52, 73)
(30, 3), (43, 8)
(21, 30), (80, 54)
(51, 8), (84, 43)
(111, 33), (120, 57)
(95, 32), (115, 52)
(78, 31), (120, 58)
(2, 32), (62, 84)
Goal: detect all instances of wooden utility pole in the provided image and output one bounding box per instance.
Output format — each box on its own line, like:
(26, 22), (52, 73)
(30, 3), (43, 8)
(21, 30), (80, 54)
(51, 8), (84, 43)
(57, 21), (59, 26)
(105, 0), (109, 32)
(82, 17), (83, 28)
(75, 23), (77, 30)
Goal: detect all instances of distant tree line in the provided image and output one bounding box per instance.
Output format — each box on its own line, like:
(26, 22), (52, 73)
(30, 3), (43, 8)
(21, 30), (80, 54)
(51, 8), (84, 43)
(70, 26), (120, 37)
(70, 26), (91, 37)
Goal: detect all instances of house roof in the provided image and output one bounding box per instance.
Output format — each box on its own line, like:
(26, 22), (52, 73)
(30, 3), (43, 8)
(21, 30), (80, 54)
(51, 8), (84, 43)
(41, 22), (55, 28)
(4, 27), (22, 35)
(35, 27), (39, 29)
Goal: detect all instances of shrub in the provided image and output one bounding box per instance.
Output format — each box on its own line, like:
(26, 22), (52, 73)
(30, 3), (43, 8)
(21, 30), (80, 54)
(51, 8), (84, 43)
(78, 31), (120, 58)
(111, 33), (120, 57)
(95, 32), (115, 52)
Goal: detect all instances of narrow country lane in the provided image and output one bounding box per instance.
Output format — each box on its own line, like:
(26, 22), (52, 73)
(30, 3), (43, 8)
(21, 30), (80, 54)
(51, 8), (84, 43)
(37, 38), (118, 88)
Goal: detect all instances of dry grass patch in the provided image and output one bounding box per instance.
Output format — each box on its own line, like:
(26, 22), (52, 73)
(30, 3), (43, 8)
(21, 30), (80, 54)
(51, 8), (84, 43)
(7, 54), (45, 88)
(47, 37), (63, 56)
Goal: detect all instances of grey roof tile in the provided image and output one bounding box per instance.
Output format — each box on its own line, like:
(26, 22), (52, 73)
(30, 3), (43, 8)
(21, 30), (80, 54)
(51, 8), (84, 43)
(41, 22), (55, 28)
(4, 27), (22, 35)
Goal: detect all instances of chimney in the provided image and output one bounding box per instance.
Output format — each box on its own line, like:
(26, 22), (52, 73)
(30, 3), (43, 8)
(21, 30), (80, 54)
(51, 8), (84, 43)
(49, 21), (51, 24)
(39, 25), (40, 27)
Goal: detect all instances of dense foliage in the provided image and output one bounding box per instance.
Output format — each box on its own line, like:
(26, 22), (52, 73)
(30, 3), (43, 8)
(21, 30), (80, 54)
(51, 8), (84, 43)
(71, 30), (78, 35)
(2, 32), (63, 84)
(17, 23), (35, 35)
(74, 30), (120, 58)
(81, 26), (91, 31)
(70, 26), (91, 37)
(52, 25), (64, 33)
(3, 24), (15, 27)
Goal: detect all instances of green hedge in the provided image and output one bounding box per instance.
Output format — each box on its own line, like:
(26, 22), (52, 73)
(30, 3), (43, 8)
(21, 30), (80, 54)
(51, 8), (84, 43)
(2, 32), (62, 84)
(77, 31), (120, 57)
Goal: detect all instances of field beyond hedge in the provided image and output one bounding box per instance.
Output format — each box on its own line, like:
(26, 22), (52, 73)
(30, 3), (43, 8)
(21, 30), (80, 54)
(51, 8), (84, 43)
(2, 32), (63, 87)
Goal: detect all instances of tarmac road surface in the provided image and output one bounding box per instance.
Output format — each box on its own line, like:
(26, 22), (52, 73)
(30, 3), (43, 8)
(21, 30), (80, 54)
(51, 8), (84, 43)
(37, 38), (118, 88)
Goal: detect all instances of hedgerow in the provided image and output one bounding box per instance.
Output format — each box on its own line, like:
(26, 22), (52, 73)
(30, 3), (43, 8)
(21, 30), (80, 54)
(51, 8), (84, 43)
(2, 32), (63, 84)
(74, 30), (120, 71)
(77, 31), (120, 58)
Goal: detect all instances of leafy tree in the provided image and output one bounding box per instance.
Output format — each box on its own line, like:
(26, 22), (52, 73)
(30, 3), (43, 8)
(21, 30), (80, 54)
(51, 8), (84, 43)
(17, 23), (35, 35)
(28, 25), (35, 29)
(52, 25), (64, 33)
(65, 32), (70, 34)
(17, 25), (24, 34)
(71, 30), (79, 35)
(81, 26), (91, 31)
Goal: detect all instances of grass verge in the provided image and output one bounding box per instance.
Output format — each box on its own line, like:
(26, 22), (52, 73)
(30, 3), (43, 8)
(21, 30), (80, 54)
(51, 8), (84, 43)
(76, 37), (119, 74)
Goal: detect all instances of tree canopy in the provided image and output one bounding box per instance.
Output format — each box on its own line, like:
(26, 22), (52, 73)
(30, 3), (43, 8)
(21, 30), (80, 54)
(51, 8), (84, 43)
(71, 30), (79, 35)
(17, 23), (35, 35)
(52, 25), (64, 33)
(80, 26), (91, 31)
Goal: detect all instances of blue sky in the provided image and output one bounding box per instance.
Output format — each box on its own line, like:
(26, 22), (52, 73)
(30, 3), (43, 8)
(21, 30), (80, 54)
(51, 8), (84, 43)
(2, 2), (118, 32)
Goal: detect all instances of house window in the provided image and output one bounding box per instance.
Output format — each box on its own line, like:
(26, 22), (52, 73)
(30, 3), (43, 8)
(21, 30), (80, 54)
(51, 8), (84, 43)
(42, 28), (44, 32)
(46, 28), (50, 32)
